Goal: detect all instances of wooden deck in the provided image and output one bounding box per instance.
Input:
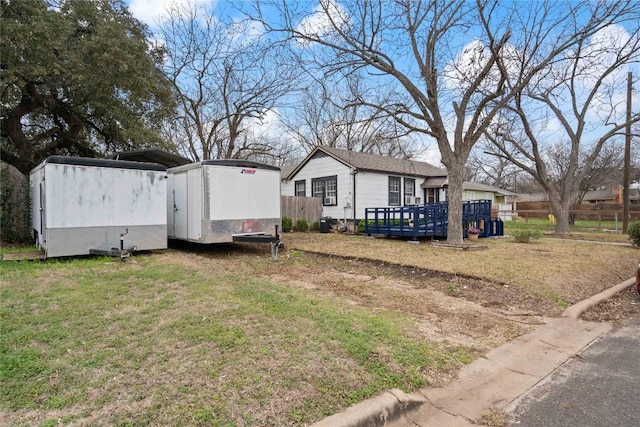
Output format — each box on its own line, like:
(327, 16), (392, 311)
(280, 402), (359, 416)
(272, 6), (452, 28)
(364, 200), (504, 240)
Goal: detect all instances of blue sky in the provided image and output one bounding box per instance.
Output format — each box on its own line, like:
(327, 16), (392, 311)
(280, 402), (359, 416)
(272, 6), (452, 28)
(124, 0), (639, 167)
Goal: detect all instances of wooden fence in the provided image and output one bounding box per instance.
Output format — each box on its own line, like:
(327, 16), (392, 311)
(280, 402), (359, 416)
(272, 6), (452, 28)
(281, 196), (323, 224)
(515, 201), (640, 221)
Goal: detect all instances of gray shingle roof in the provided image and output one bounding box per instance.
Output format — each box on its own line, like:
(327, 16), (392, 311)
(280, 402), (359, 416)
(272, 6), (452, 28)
(583, 188), (616, 201)
(286, 146), (446, 180)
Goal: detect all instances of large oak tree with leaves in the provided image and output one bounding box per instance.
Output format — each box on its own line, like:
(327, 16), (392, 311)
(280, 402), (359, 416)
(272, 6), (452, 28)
(0, 0), (175, 175)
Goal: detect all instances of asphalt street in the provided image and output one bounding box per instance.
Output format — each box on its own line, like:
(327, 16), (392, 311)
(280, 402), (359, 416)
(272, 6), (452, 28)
(508, 317), (640, 427)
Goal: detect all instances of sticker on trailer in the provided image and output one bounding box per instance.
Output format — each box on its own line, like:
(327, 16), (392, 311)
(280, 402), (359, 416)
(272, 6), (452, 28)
(241, 169), (256, 174)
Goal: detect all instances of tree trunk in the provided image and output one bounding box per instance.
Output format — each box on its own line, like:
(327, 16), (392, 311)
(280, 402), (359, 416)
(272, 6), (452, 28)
(446, 168), (465, 246)
(549, 194), (571, 234)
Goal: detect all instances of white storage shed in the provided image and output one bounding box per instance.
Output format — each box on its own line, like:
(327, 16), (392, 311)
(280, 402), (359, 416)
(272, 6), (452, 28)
(30, 156), (168, 258)
(167, 160), (281, 244)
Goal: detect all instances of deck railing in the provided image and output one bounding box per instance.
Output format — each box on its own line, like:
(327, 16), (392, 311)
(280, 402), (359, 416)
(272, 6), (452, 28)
(364, 200), (502, 240)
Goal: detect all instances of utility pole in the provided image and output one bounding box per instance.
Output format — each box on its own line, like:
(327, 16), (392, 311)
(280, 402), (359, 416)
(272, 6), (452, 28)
(623, 72), (632, 233)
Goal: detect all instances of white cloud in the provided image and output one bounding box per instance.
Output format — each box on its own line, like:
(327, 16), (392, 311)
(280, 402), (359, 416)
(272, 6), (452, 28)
(245, 109), (285, 141)
(294, 0), (350, 46)
(574, 25), (634, 89)
(441, 39), (521, 94)
(127, 0), (209, 28)
(223, 17), (266, 49)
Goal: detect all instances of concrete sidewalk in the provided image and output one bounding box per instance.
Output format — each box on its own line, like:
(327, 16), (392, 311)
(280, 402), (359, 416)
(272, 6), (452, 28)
(311, 277), (637, 427)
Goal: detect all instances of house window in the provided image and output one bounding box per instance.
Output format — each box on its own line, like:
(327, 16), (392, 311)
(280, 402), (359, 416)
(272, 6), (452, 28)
(404, 178), (416, 205)
(427, 188), (437, 204)
(295, 180), (306, 197)
(312, 176), (337, 206)
(389, 176), (401, 206)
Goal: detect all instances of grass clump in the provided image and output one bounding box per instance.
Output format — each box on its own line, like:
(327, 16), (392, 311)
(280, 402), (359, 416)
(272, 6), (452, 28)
(511, 229), (542, 243)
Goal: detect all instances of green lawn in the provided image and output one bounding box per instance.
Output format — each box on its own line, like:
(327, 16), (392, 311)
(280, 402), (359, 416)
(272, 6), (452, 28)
(0, 252), (474, 426)
(2, 222), (638, 426)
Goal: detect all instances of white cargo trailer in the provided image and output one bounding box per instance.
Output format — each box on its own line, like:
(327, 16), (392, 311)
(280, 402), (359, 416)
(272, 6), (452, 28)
(167, 160), (281, 256)
(30, 156), (168, 258)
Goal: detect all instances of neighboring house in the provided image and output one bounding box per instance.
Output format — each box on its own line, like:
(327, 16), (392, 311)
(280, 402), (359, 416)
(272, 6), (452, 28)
(583, 185), (622, 204)
(281, 146), (515, 223)
(462, 181), (517, 220)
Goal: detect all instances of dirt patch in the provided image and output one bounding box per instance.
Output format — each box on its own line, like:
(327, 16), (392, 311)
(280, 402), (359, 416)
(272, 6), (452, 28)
(283, 233), (638, 312)
(267, 253), (540, 356)
(581, 286), (640, 322)
(294, 252), (558, 317)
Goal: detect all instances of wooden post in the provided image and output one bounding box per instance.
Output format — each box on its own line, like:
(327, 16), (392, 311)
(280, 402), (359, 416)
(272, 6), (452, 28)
(598, 211), (602, 230)
(623, 72), (632, 233)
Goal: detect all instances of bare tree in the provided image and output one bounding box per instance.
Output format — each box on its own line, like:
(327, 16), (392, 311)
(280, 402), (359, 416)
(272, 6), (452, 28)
(485, 18), (640, 233)
(238, 111), (304, 166)
(247, 0), (639, 245)
(156, 2), (299, 161)
(468, 141), (529, 191)
(281, 74), (416, 157)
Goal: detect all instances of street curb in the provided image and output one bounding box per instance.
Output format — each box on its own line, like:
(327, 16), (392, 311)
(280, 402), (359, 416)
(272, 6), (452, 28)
(562, 277), (636, 319)
(309, 389), (426, 427)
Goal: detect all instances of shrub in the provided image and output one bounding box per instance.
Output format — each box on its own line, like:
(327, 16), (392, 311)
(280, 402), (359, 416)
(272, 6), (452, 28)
(628, 222), (640, 247)
(295, 219), (309, 232)
(511, 229), (542, 243)
(312, 221), (320, 231)
(358, 219), (409, 233)
(0, 163), (32, 244)
(282, 217), (293, 233)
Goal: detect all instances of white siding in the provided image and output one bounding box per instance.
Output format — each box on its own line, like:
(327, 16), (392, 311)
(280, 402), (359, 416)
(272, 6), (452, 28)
(283, 155), (351, 219)
(282, 154), (449, 221)
(356, 171), (391, 218)
(281, 179), (294, 197)
(464, 190), (498, 203)
(462, 191), (475, 201)
(356, 172), (426, 219)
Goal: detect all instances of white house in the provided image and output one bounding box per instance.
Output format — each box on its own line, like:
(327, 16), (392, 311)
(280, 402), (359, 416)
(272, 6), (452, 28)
(281, 146), (518, 224)
(281, 146), (447, 224)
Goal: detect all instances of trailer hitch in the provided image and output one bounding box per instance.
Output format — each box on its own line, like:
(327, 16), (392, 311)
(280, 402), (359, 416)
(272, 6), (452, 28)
(89, 228), (137, 261)
(119, 228), (130, 261)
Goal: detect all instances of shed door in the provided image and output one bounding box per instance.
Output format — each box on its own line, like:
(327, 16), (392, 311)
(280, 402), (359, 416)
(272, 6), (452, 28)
(39, 182), (46, 239)
(186, 168), (202, 240)
(173, 173), (188, 239)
